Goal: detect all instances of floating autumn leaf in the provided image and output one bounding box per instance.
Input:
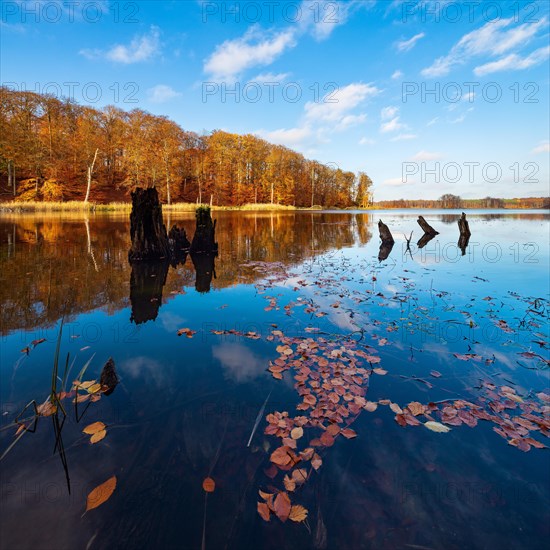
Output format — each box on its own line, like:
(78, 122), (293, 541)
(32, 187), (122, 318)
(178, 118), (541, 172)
(292, 468), (308, 485)
(341, 428), (357, 439)
(424, 421), (451, 433)
(270, 446), (292, 467)
(390, 403), (403, 415)
(364, 401), (378, 412)
(290, 427), (303, 440)
(36, 400), (56, 417)
(86, 383), (102, 394)
(82, 422), (105, 435)
(283, 475), (296, 492)
(273, 492), (291, 522)
(202, 477), (215, 493)
(311, 453), (322, 470)
(30, 338), (46, 347)
(257, 501), (271, 521)
(373, 368), (387, 376)
(90, 430), (107, 444)
(289, 504), (308, 522)
(407, 402), (424, 416)
(85, 476), (116, 513)
(177, 328), (196, 338)
(430, 370), (442, 378)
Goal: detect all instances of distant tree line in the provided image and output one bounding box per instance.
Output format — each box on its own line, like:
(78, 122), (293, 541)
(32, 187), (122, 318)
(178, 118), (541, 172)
(375, 194), (549, 209)
(0, 87), (373, 207)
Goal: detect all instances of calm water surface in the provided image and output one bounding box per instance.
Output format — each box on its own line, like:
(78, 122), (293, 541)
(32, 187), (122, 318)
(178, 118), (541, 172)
(1, 210), (549, 550)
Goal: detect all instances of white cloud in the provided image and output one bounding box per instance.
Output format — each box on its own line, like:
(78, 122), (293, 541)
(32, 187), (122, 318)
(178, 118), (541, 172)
(213, 344), (265, 383)
(204, 26), (296, 80)
(391, 70), (403, 80)
(147, 85), (181, 103)
(80, 26), (160, 63)
(257, 126), (313, 147)
(359, 137), (375, 146)
(474, 45), (550, 75)
(380, 105), (399, 120)
(395, 32), (425, 52)
(450, 114), (465, 124)
(390, 133), (418, 141)
(304, 83), (379, 123)
(410, 150), (443, 161)
(384, 177), (412, 186)
(532, 141), (550, 154)
(422, 17), (547, 77)
(380, 117), (404, 133)
(427, 117), (439, 126)
(250, 72), (290, 83)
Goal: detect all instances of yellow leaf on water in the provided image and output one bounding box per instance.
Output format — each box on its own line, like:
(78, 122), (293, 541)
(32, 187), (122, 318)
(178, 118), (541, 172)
(289, 504), (308, 522)
(87, 383), (102, 394)
(85, 476), (116, 513)
(424, 421), (451, 433)
(90, 429), (106, 444)
(83, 422), (106, 435)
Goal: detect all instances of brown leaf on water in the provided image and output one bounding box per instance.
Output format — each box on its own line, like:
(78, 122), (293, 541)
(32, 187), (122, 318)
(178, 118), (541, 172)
(270, 446), (293, 467)
(430, 370), (442, 378)
(292, 468), (308, 485)
(177, 328), (196, 338)
(90, 430), (106, 444)
(390, 403), (403, 415)
(257, 502), (271, 521)
(283, 475), (296, 492)
(311, 453), (322, 470)
(395, 414), (407, 427)
(83, 422), (106, 435)
(85, 476), (116, 513)
(290, 427), (304, 440)
(407, 402), (424, 416)
(289, 504), (308, 522)
(373, 368), (387, 375)
(325, 424), (340, 436)
(365, 355), (381, 364)
(74, 394), (90, 404)
(364, 401), (378, 412)
(36, 401), (57, 417)
(424, 421), (451, 433)
(341, 428), (357, 439)
(21, 347), (30, 355)
(273, 492), (291, 522)
(202, 477), (215, 492)
(320, 432), (335, 447)
(31, 338), (46, 347)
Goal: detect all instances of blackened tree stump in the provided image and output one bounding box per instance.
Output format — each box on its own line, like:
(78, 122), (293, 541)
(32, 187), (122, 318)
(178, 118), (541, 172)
(128, 188), (170, 261)
(378, 220), (394, 245)
(457, 212), (471, 237)
(129, 260), (169, 324)
(417, 216), (439, 235)
(190, 206), (218, 254)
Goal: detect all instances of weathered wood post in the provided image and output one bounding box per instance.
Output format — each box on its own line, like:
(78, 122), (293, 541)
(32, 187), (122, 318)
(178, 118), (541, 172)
(190, 206), (218, 253)
(128, 187), (170, 261)
(457, 212), (471, 255)
(378, 220), (394, 245)
(417, 216), (439, 235)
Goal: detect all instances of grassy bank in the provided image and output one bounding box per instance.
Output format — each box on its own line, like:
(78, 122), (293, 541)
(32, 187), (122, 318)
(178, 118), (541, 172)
(0, 201), (298, 213)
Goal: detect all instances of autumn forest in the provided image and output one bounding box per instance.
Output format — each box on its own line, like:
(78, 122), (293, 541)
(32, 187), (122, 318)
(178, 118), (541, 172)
(0, 88), (373, 208)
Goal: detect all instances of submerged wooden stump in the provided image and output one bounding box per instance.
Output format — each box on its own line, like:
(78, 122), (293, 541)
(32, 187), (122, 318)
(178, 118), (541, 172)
(191, 252), (216, 293)
(417, 216), (439, 235)
(190, 206), (218, 254)
(128, 187), (170, 261)
(168, 225), (190, 266)
(378, 220), (395, 245)
(458, 212), (471, 237)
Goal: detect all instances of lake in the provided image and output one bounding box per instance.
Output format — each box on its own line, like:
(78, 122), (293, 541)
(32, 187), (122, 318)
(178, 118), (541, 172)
(1, 209), (549, 550)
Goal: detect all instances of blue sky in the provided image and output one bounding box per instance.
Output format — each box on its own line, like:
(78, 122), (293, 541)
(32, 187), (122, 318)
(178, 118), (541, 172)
(1, 0), (549, 200)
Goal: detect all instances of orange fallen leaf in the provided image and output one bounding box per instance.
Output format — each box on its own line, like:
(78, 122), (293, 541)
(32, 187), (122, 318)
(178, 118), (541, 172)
(373, 368), (387, 375)
(341, 428), (357, 439)
(257, 501), (271, 521)
(83, 422), (106, 435)
(290, 426), (304, 440)
(407, 402), (424, 416)
(273, 492), (291, 522)
(85, 476), (116, 513)
(289, 504), (308, 522)
(390, 403), (403, 415)
(283, 475), (296, 492)
(90, 429), (106, 444)
(202, 477), (215, 492)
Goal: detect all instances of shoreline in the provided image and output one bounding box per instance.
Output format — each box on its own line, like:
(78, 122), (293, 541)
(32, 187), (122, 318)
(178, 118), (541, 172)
(0, 200), (548, 214)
